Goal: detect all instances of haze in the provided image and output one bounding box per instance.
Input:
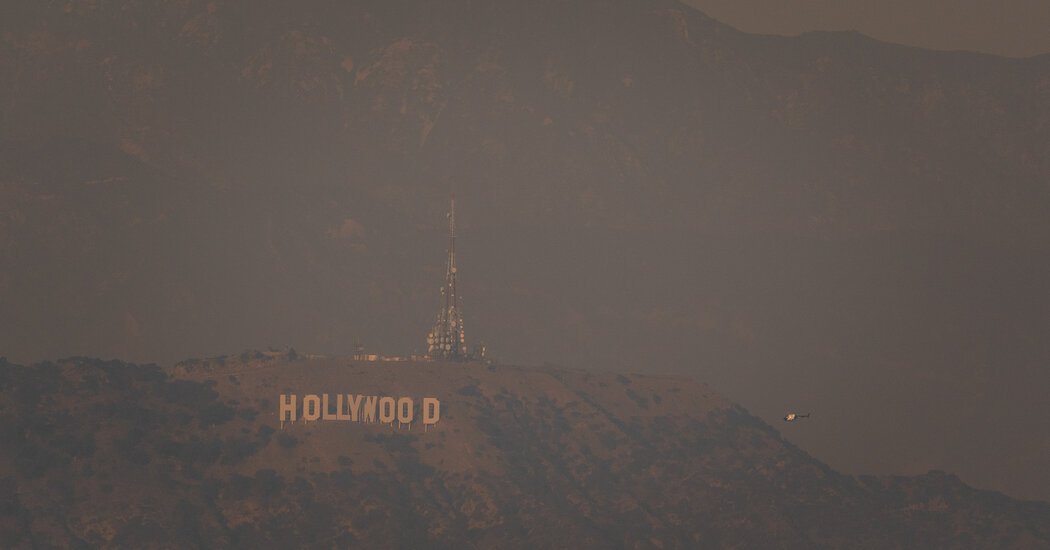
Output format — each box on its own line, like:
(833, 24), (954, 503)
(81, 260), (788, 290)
(2, 0), (1049, 504)
(684, 0), (1050, 57)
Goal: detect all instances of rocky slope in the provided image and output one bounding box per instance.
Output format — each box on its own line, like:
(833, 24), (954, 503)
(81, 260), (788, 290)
(1, 355), (1048, 548)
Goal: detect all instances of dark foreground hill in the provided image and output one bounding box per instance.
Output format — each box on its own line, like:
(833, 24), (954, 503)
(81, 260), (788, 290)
(1, 355), (1048, 548)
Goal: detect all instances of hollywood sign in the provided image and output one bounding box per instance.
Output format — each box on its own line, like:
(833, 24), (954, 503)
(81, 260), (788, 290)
(279, 394), (440, 429)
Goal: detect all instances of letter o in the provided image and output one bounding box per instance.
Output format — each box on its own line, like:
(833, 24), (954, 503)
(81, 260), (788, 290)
(379, 397), (396, 424)
(303, 394), (321, 421)
(397, 397), (414, 424)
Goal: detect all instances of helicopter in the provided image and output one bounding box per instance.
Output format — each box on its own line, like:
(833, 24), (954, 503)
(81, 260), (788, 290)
(783, 413), (810, 422)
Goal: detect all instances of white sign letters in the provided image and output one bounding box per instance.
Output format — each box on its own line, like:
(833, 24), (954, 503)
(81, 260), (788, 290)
(279, 394), (441, 429)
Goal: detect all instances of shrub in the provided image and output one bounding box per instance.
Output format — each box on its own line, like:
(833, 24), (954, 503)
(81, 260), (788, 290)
(277, 433), (298, 449)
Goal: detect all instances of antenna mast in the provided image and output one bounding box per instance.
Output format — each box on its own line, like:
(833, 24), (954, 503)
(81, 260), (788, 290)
(427, 197), (467, 360)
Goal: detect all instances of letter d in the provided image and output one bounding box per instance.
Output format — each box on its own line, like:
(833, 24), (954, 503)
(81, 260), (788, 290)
(423, 397), (441, 425)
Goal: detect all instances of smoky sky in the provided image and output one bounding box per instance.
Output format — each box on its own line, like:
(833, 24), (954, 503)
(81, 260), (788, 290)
(2, 0), (1050, 504)
(684, 0), (1050, 57)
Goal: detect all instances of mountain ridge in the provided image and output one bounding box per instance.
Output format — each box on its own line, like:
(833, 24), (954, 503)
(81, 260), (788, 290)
(2, 354), (1050, 548)
(3, 0), (1050, 502)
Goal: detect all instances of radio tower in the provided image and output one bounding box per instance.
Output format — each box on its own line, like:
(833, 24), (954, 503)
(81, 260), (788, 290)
(426, 197), (467, 360)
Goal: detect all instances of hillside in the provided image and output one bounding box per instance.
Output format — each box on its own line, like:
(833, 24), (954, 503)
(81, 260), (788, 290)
(3, 0), (1050, 500)
(2, 355), (1048, 548)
